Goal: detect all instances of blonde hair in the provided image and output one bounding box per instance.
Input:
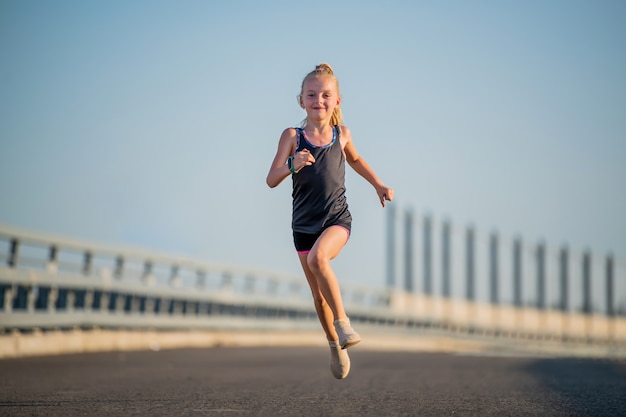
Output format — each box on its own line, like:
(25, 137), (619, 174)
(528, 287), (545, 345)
(299, 63), (343, 127)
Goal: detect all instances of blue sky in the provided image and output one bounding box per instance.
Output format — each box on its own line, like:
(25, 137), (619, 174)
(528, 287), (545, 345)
(1, 0), (625, 304)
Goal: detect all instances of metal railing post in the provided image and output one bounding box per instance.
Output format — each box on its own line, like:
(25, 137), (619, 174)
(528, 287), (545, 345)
(465, 226), (475, 302)
(47, 245), (58, 273)
(442, 220), (451, 298)
(606, 254), (615, 342)
(386, 204), (396, 289)
(143, 261), (154, 285)
(536, 242), (546, 310)
(423, 214), (432, 297)
(8, 238), (19, 267)
(606, 254), (614, 317)
(403, 208), (414, 293)
(196, 270), (207, 288)
(559, 246), (569, 339)
(170, 265), (180, 287)
(559, 246), (569, 312)
(582, 250), (592, 339)
(114, 256), (124, 279)
(513, 237), (522, 308)
(221, 272), (233, 290)
(489, 232), (499, 305)
(582, 251), (592, 315)
(83, 251), (92, 276)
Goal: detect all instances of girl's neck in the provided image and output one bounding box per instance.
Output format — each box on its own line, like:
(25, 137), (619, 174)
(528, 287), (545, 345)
(303, 122), (334, 147)
(304, 120), (333, 135)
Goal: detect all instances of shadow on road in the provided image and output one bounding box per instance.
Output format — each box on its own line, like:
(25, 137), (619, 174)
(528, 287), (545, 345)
(524, 357), (626, 416)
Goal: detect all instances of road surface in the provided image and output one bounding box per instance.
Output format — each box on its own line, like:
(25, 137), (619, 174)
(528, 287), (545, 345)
(1, 346), (625, 416)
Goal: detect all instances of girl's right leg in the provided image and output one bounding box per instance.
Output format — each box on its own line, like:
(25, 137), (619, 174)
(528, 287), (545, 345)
(297, 252), (337, 342)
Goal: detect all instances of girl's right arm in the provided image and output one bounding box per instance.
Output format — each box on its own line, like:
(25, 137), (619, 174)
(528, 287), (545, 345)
(266, 128), (297, 188)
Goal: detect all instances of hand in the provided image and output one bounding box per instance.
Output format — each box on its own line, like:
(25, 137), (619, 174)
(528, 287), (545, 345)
(294, 149), (315, 172)
(377, 186), (394, 207)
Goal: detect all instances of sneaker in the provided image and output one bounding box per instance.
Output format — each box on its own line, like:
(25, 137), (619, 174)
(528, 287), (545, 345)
(329, 340), (350, 379)
(333, 318), (361, 349)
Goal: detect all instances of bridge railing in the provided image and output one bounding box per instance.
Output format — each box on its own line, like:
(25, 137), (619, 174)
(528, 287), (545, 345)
(0, 225), (394, 332)
(1, 224), (625, 348)
(384, 206), (626, 345)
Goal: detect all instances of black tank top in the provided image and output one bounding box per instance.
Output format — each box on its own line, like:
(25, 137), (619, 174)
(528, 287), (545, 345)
(291, 126), (352, 234)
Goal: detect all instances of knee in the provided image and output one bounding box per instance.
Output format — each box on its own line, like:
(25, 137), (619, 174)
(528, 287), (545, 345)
(306, 249), (329, 273)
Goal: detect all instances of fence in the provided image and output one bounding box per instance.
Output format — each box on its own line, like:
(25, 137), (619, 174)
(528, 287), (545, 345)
(384, 205), (626, 343)
(0, 224), (393, 333)
(1, 221), (625, 349)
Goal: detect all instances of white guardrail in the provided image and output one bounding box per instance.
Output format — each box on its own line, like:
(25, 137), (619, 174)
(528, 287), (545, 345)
(0, 225), (394, 332)
(0, 224), (624, 348)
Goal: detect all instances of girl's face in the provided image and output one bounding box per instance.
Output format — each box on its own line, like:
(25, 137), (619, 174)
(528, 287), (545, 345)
(300, 75), (340, 122)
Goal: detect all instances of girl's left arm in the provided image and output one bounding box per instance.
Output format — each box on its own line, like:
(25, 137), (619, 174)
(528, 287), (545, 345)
(342, 126), (394, 207)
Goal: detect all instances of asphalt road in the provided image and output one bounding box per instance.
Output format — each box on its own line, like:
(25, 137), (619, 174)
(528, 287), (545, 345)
(1, 346), (625, 417)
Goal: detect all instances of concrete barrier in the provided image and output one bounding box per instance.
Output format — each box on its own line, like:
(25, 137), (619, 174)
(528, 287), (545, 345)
(2, 326), (625, 360)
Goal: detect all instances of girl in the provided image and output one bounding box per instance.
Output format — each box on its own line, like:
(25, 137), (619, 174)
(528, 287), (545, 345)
(266, 63), (394, 379)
